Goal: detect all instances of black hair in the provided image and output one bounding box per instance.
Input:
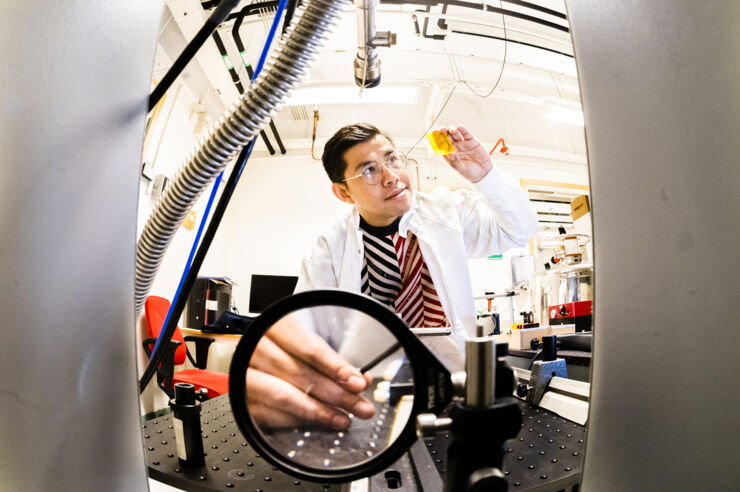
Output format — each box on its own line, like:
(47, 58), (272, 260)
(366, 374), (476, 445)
(321, 122), (394, 183)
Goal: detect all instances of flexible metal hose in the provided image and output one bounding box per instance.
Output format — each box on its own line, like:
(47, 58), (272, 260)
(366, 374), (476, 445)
(135, 0), (347, 317)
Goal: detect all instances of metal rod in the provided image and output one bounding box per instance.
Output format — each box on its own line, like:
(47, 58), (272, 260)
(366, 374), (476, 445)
(360, 342), (402, 374)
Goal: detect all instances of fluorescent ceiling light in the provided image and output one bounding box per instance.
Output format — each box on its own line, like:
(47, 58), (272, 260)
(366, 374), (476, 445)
(285, 85), (418, 106)
(544, 104), (584, 127)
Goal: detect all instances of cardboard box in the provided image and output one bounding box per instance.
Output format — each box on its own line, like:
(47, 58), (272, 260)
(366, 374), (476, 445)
(549, 324), (577, 337)
(571, 195), (590, 221)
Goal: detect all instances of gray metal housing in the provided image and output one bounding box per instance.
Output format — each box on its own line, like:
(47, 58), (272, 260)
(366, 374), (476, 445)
(0, 1), (163, 490)
(567, 1), (740, 490)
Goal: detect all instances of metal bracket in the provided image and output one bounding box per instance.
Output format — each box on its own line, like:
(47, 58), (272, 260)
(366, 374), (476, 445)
(527, 358), (568, 405)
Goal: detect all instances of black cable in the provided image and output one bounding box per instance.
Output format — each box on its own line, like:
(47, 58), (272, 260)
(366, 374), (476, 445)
(282, 0), (300, 35)
(139, 140), (255, 393)
(421, 4), (445, 40)
(149, 0), (241, 112)
(498, 0), (566, 20)
(214, 30), (276, 154)
(451, 29), (572, 58)
(232, 7), (287, 154)
(528, 349), (543, 370)
(212, 31), (245, 95)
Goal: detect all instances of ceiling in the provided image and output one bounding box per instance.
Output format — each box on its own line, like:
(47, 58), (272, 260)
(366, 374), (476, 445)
(152, 0), (587, 171)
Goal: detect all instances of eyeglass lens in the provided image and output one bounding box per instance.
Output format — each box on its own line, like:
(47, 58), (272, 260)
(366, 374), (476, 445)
(361, 152), (407, 184)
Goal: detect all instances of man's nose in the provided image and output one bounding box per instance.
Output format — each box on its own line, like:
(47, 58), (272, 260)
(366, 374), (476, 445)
(382, 165), (400, 186)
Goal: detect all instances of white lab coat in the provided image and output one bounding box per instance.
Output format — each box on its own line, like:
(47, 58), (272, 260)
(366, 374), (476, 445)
(295, 167), (538, 352)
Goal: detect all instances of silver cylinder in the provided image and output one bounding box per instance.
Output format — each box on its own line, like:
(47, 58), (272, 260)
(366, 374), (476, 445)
(354, 0), (381, 87)
(464, 337), (496, 409)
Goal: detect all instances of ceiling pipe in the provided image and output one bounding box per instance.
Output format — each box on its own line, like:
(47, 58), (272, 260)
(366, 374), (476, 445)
(354, 0), (396, 88)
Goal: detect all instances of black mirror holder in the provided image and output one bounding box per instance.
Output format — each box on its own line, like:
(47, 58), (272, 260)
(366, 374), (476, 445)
(228, 289), (454, 483)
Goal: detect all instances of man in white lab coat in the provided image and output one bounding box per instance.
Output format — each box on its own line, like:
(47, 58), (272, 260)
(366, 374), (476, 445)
(247, 123), (537, 430)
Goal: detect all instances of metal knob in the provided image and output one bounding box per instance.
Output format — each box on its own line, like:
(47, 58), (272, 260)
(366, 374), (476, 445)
(467, 467), (507, 492)
(416, 413), (453, 439)
(516, 383), (530, 398)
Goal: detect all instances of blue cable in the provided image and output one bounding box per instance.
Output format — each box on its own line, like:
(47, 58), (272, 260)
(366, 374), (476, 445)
(253, 0), (289, 78)
(151, 0), (289, 354)
(151, 170), (222, 355)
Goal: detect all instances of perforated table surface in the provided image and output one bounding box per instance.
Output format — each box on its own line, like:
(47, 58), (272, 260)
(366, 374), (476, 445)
(143, 396), (586, 491)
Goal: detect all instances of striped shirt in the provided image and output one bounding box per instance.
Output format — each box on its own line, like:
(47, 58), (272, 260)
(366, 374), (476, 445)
(359, 217), (447, 328)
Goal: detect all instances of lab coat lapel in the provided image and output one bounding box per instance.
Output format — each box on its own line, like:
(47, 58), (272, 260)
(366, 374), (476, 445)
(337, 208), (364, 291)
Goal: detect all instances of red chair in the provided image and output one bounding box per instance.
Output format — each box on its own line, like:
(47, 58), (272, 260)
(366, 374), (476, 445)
(143, 296), (229, 399)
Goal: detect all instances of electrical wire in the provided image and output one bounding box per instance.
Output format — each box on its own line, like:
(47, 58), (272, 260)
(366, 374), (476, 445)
(454, 0), (508, 98)
(406, 84), (457, 155)
(140, 142), (256, 394)
(140, 0), (290, 394)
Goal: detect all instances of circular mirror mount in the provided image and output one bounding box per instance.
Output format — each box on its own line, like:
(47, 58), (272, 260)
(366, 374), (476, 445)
(228, 289), (451, 483)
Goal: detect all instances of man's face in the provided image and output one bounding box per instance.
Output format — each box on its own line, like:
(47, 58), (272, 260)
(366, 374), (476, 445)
(331, 134), (413, 227)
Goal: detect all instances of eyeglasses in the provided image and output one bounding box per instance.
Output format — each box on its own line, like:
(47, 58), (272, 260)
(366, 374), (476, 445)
(341, 151), (416, 185)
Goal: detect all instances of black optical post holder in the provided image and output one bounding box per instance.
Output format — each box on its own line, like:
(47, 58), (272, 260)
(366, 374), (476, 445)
(170, 383), (205, 468)
(445, 355), (522, 492)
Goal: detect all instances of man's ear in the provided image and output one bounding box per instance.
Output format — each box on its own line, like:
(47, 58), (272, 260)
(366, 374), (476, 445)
(331, 182), (355, 204)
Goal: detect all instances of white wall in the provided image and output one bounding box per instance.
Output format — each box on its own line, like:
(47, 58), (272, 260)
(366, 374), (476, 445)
(220, 152), (349, 313)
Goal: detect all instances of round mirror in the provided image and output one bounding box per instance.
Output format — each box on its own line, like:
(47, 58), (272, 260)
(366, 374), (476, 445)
(229, 290), (430, 482)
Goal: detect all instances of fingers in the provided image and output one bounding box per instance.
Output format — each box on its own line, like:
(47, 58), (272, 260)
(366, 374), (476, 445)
(441, 125), (462, 143)
(438, 125), (472, 142)
(266, 316), (369, 393)
(251, 335), (375, 419)
(246, 368), (353, 430)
